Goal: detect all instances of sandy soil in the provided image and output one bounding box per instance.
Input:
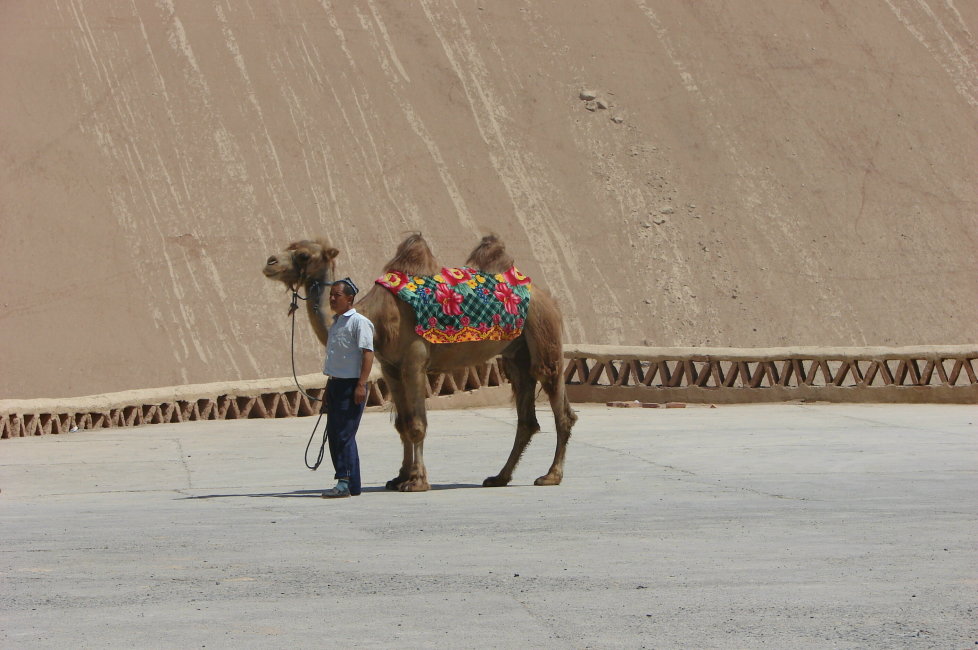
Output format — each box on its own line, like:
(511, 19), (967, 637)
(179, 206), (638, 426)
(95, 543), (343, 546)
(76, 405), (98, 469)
(1, 1), (976, 399)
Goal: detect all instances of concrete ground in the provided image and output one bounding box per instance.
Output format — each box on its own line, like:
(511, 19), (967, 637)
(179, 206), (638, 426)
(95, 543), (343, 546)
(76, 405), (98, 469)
(1, 403), (975, 649)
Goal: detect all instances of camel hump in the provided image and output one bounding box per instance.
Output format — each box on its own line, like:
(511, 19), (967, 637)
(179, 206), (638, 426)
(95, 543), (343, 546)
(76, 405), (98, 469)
(466, 233), (514, 274)
(383, 233), (440, 276)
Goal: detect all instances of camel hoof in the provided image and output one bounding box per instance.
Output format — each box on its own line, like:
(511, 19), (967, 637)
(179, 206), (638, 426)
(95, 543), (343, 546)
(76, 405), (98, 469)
(482, 475), (510, 487)
(534, 474), (562, 486)
(386, 477), (406, 490)
(398, 479), (430, 492)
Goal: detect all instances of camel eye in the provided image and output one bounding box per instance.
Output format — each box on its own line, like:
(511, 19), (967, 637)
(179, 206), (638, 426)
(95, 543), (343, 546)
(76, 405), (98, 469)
(266, 256), (277, 265)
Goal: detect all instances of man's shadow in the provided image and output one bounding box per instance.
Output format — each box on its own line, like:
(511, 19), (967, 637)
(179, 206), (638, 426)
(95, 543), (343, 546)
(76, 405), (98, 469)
(179, 483), (482, 499)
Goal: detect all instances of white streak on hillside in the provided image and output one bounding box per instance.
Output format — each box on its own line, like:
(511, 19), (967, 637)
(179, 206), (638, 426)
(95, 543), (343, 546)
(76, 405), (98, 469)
(420, 0), (587, 342)
(884, 0), (978, 106)
(354, 4), (481, 238)
(63, 0), (204, 369)
(95, 0), (263, 375)
(367, 0), (410, 83)
(318, 0), (412, 238)
(157, 0), (265, 374)
(942, 0), (974, 37)
(213, 4), (299, 241)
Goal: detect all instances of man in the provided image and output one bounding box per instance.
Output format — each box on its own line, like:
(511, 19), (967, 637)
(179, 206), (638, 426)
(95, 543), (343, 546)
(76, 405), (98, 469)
(320, 277), (374, 498)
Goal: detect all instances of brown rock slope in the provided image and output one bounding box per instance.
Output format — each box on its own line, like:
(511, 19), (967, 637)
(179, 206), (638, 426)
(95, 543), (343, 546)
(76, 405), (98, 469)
(1, 1), (976, 399)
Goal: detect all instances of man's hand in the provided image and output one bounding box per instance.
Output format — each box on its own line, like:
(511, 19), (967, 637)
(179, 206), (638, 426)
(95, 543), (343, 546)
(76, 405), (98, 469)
(356, 349), (374, 406)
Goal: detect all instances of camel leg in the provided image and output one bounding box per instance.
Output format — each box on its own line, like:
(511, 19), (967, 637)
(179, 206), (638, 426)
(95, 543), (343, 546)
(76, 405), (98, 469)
(522, 309), (577, 486)
(385, 410), (415, 490)
(387, 357), (430, 492)
(534, 371), (577, 486)
(381, 364), (414, 490)
(484, 346), (540, 487)
(407, 437), (427, 492)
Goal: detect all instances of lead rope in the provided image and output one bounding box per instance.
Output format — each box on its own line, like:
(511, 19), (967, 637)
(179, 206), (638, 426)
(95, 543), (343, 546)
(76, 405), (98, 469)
(288, 283), (328, 470)
(289, 287), (324, 404)
(304, 411), (327, 471)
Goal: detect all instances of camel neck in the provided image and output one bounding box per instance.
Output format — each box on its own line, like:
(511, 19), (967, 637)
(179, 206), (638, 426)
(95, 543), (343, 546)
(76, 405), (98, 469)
(306, 279), (326, 311)
(302, 278), (332, 347)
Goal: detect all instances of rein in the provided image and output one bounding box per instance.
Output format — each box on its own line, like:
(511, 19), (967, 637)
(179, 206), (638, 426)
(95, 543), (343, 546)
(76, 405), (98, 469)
(304, 411), (327, 471)
(287, 278), (329, 471)
(288, 280), (324, 404)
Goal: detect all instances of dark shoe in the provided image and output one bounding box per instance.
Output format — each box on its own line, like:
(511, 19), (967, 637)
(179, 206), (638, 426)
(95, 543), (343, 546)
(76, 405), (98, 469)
(321, 485), (351, 499)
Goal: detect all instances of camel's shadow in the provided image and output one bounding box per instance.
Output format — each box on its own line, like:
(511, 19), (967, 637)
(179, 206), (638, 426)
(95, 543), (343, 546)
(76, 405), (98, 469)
(179, 483), (482, 499)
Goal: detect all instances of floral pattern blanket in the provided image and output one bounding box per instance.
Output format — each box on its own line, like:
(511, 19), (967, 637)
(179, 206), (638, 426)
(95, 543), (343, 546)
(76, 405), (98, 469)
(375, 266), (531, 344)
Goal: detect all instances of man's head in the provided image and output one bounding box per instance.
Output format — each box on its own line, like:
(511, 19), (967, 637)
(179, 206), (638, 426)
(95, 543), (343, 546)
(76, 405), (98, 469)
(328, 278), (358, 315)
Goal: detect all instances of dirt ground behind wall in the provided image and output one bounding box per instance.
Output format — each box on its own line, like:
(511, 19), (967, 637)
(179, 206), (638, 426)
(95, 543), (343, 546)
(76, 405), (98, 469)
(1, 1), (976, 399)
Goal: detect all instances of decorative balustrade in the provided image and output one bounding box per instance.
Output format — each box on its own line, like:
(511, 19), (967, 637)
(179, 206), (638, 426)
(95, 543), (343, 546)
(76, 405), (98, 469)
(0, 359), (508, 438)
(2, 346), (974, 438)
(563, 345), (978, 404)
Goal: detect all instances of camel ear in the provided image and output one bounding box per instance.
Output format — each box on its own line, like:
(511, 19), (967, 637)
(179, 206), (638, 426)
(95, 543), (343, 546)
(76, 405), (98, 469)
(323, 247), (339, 261)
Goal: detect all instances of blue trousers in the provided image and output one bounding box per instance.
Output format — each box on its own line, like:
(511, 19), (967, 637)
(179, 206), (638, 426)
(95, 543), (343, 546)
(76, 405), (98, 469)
(326, 377), (363, 496)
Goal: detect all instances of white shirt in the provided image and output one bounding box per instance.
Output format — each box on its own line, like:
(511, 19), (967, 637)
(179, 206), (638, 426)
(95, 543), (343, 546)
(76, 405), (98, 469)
(324, 308), (374, 379)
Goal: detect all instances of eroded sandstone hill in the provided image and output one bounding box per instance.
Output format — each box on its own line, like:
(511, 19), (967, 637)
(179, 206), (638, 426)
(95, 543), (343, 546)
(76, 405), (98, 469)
(1, 1), (976, 399)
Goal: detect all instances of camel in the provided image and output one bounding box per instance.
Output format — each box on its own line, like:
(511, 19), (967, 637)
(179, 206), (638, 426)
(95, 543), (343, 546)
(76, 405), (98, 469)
(263, 234), (577, 491)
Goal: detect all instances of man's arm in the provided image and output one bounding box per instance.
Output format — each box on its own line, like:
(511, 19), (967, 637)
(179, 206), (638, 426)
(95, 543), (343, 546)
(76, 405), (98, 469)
(354, 349), (374, 405)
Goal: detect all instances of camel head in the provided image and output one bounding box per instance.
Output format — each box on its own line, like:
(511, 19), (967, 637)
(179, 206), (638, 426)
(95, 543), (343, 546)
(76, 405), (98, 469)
(263, 239), (339, 290)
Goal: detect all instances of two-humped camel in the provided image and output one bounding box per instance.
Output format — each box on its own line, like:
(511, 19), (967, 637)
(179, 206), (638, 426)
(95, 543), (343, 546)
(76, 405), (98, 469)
(263, 234), (576, 491)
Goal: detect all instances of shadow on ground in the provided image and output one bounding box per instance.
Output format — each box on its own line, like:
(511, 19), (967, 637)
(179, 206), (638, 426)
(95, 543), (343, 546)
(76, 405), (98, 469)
(179, 483), (483, 499)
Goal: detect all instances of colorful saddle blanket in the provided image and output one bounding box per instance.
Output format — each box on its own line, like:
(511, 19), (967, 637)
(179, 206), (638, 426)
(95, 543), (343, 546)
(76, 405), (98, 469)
(376, 266), (531, 344)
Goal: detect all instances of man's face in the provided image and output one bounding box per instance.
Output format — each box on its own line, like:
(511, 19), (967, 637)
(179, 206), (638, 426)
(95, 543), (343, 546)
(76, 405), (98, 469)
(328, 284), (354, 314)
